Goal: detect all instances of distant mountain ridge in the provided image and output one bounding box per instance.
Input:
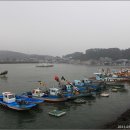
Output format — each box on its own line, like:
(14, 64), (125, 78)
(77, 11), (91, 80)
(63, 48), (130, 61)
(0, 50), (55, 61)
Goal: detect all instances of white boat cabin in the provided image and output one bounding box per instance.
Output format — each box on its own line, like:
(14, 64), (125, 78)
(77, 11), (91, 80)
(83, 78), (91, 84)
(32, 88), (44, 97)
(94, 73), (103, 80)
(2, 92), (16, 103)
(32, 88), (62, 97)
(49, 88), (62, 96)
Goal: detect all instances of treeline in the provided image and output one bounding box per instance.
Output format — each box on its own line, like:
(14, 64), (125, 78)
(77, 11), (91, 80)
(64, 48), (130, 60)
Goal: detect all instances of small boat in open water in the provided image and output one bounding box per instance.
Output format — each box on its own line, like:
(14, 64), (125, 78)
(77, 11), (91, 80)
(0, 92), (36, 111)
(0, 70), (8, 77)
(36, 63), (54, 67)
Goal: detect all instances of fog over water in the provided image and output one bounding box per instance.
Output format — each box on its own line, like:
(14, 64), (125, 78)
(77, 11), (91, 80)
(0, 1), (130, 56)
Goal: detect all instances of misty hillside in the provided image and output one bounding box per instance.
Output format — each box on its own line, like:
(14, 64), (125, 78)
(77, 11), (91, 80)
(63, 48), (130, 60)
(0, 50), (55, 60)
(0, 51), (29, 60)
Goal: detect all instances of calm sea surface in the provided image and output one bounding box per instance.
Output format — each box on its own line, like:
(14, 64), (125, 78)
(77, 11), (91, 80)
(0, 63), (130, 129)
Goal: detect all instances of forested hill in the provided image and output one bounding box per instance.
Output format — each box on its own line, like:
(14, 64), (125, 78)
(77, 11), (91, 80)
(0, 50), (54, 61)
(63, 48), (130, 60)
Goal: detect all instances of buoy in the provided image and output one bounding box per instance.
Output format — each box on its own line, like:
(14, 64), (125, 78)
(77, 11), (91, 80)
(111, 89), (118, 92)
(73, 99), (86, 104)
(100, 93), (109, 97)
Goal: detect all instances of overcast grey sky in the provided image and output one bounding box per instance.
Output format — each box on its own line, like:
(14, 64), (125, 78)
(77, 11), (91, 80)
(0, 1), (130, 56)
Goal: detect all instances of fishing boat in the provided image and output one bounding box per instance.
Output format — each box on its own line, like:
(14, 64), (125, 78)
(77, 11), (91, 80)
(62, 84), (77, 100)
(0, 92), (36, 111)
(54, 76), (93, 98)
(106, 82), (124, 87)
(100, 92), (109, 97)
(36, 63), (54, 67)
(73, 79), (104, 93)
(22, 88), (67, 102)
(94, 70), (130, 82)
(72, 80), (91, 93)
(0, 70), (8, 77)
(112, 86), (123, 89)
(113, 68), (130, 80)
(16, 95), (44, 104)
(94, 73), (116, 82)
(111, 88), (118, 92)
(63, 84), (93, 99)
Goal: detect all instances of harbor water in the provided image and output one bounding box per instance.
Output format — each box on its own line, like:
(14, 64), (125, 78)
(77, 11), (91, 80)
(0, 63), (130, 129)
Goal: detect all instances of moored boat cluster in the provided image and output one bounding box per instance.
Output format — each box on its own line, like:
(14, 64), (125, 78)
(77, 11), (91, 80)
(0, 68), (129, 115)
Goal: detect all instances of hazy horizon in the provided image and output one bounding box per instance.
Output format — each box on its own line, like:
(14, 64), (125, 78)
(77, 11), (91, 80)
(0, 1), (130, 56)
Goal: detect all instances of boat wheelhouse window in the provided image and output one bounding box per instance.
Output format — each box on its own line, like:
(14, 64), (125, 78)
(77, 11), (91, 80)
(66, 85), (71, 89)
(8, 95), (15, 99)
(51, 90), (56, 92)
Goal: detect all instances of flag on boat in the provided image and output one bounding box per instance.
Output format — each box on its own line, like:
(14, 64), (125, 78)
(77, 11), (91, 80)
(73, 86), (79, 92)
(54, 75), (60, 82)
(61, 76), (72, 86)
(67, 81), (71, 85)
(61, 76), (65, 80)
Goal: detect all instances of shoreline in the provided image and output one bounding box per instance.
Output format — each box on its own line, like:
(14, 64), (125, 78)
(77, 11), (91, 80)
(103, 109), (130, 129)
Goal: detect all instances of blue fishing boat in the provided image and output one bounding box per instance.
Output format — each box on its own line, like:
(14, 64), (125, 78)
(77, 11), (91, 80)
(62, 84), (77, 100)
(0, 92), (36, 111)
(62, 84), (93, 99)
(54, 75), (93, 98)
(16, 95), (44, 104)
(22, 88), (67, 102)
(73, 80), (86, 87)
(72, 80), (89, 93)
(73, 79), (96, 90)
(73, 79), (106, 92)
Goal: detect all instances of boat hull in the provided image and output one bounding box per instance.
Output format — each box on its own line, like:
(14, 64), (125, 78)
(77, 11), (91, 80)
(23, 95), (67, 102)
(75, 93), (93, 98)
(7, 106), (32, 111)
(0, 96), (36, 111)
(0, 101), (36, 111)
(16, 96), (44, 104)
(42, 97), (67, 102)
